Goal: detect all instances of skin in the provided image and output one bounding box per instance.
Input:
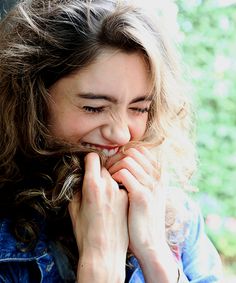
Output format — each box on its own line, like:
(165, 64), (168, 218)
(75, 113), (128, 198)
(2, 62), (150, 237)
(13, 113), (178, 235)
(48, 49), (179, 282)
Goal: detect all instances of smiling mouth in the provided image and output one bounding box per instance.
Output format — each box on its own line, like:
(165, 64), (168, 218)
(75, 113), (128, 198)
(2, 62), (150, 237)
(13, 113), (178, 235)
(81, 142), (119, 157)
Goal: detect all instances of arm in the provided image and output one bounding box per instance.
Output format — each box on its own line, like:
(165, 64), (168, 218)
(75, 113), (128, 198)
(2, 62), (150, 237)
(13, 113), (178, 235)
(69, 152), (129, 283)
(107, 146), (180, 283)
(136, 246), (180, 283)
(138, 192), (223, 283)
(77, 250), (126, 283)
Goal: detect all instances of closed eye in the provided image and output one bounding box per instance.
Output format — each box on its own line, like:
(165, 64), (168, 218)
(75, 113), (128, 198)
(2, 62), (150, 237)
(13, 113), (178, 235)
(129, 107), (150, 114)
(83, 106), (105, 113)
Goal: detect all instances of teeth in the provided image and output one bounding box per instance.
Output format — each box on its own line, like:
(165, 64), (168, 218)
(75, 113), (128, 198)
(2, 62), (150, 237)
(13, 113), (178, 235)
(83, 143), (97, 150)
(82, 143), (118, 157)
(102, 148), (118, 157)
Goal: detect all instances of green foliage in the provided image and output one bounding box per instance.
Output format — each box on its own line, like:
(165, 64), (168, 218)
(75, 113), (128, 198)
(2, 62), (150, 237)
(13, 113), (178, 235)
(211, 229), (236, 259)
(176, 0), (236, 265)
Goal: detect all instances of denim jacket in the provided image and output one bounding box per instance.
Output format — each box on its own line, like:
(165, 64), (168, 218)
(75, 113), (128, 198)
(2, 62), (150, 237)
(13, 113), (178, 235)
(0, 198), (222, 282)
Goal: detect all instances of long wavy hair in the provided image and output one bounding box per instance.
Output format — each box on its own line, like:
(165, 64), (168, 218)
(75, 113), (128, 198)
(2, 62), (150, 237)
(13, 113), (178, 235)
(0, 0), (196, 271)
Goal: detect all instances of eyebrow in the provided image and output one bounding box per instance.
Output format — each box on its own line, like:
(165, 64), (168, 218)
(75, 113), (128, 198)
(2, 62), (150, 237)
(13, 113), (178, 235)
(78, 93), (153, 104)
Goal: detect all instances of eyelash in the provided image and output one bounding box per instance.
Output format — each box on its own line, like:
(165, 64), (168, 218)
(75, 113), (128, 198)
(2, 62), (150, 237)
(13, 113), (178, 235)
(83, 106), (150, 114)
(83, 106), (105, 113)
(129, 107), (150, 113)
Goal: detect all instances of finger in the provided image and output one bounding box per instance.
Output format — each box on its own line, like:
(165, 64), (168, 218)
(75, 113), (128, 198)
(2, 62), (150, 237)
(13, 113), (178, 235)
(125, 147), (159, 177)
(101, 168), (129, 211)
(100, 167), (120, 191)
(105, 151), (125, 169)
(108, 155), (148, 186)
(112, 169), (142, 197)
(137, 146), (159, 168)
(107, 147), (159, 178)
(112, 169), (164, 213)
(108, 148), (160, 183)
(83, 152), (105, 201)
(84, 152), (101, 180)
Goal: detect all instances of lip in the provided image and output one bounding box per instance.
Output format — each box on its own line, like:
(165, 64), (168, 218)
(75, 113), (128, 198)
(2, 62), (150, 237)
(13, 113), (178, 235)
(81, 142), (119, 150)
(81, 142), (120, 157)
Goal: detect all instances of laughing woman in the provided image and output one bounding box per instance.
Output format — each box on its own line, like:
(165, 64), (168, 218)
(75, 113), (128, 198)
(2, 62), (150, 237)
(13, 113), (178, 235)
(0, 0), (222, 282)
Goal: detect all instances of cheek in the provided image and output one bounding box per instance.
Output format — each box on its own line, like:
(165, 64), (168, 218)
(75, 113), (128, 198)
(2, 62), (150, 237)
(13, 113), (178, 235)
(50, 114), (104, 143)
(48, 111), (83, 140)
(130, 118), (148, 140)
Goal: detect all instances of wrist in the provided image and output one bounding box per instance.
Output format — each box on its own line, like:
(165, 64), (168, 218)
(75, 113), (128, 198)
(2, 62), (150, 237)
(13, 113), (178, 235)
(77, 248), (126, 283)
(136, 245), (179, 283)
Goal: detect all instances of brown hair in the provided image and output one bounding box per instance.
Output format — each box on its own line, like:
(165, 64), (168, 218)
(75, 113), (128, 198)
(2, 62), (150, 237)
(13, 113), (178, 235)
(0, 0), (195, 270)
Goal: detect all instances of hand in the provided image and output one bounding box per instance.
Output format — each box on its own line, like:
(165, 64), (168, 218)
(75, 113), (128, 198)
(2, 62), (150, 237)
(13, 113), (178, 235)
(106, 146), (165, 255)
(106, 146), (179, 282)
(68, 152), (129, 282)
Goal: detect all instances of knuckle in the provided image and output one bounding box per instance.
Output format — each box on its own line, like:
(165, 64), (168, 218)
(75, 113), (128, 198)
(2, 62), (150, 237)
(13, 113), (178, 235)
(135, 193), (150, 208)
(120, 168), (129, 176)
(122, 156), (133, 167)
(84, 174), (100, 191)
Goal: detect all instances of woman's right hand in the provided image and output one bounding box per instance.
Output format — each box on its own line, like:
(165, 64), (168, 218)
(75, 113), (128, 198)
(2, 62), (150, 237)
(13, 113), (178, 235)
(68, 152), (129, 283)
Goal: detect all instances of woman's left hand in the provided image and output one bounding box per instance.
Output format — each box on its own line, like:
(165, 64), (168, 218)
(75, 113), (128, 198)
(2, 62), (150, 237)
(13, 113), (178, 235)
(106, 146), (165, 257)
(106, 146), (179, 282)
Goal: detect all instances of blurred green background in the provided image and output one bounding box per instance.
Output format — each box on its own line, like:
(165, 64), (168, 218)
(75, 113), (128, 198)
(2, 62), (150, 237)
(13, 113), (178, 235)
(175, 0), (236, 278)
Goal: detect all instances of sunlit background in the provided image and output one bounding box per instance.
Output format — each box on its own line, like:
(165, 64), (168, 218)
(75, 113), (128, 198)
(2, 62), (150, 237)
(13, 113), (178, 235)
(1, 0), (236, 281)
(171, 0), (236, 281)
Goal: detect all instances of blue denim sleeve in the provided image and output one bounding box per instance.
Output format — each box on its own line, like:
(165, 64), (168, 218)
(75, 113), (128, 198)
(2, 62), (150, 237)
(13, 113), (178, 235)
(181, 202), (223, 282)
(126, 256), (145, 283)
(0, 261), (40, 283)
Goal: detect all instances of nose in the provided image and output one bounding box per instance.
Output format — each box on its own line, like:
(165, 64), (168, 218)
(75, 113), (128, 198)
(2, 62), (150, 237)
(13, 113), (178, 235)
(101, 119), (131, 145)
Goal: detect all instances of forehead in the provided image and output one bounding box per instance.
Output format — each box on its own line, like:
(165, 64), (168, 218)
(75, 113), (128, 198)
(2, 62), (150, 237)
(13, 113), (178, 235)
(69, 49), (152, 96)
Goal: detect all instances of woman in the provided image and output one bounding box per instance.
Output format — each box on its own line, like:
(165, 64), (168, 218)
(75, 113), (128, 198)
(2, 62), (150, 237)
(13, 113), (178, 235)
(0, 0), (222, 282)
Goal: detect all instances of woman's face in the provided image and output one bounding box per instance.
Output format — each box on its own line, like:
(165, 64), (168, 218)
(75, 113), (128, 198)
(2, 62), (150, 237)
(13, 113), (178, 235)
(48, 50), (152, 157)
